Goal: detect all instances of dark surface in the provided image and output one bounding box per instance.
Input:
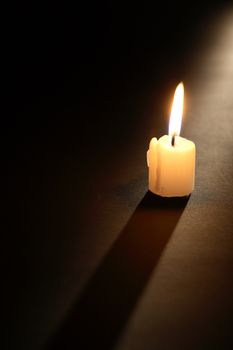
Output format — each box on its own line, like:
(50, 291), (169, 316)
(47, 193), (189, 350)
(4, 2), (233, 350)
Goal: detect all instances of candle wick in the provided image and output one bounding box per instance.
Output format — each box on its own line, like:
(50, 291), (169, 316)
(171, 135), (175, 147)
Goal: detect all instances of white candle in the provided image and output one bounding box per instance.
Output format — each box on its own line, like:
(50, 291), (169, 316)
(147, 83), (196, 197)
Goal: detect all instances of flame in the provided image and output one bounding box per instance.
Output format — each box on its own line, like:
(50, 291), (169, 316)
(169, 82), (184, 137)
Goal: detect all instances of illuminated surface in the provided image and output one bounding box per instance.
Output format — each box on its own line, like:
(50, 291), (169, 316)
(115, 8), (233, 350)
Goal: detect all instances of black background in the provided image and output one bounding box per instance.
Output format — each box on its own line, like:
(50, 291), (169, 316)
(3, 1), (233, 349)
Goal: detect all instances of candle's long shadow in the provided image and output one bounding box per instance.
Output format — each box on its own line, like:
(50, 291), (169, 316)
(47, 191), (189, 350)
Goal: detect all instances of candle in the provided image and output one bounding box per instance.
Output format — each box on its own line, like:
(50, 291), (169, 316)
(147, 82), (196, 197)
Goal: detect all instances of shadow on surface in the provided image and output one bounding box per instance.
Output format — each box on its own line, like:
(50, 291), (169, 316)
(47, 191), (189, 350)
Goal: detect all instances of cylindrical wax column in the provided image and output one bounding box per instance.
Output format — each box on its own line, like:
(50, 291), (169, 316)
(147, 135), (196, 197)
(147, 137), (158, 193)
(155, 135), (195, 197)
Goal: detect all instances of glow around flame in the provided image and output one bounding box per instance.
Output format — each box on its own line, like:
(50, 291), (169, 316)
(168, 82), (184, 136)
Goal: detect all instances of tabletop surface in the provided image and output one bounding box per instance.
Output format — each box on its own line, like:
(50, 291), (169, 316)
(4, 2), (233, 349)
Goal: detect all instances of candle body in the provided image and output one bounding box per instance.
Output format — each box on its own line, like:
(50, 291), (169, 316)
(147, 135), (195, 197)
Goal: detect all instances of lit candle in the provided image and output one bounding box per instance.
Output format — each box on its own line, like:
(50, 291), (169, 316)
(147, 82), (196, 197)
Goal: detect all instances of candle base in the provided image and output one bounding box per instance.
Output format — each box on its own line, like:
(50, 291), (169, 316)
(148, 189), (191, 200)
(148, 188), (193, 198)
(142, 190), (190, 210)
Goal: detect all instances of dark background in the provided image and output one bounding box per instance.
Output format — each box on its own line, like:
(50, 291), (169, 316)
(4, 1), (233, 349)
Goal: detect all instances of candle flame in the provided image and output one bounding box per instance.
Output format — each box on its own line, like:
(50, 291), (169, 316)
(169, 82), (184, 137)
